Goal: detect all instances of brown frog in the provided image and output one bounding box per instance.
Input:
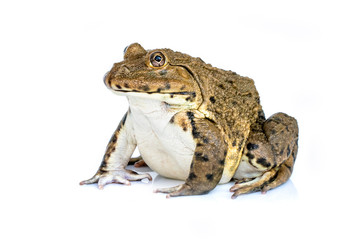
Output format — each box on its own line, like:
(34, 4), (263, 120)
(80, 43), (299, 198)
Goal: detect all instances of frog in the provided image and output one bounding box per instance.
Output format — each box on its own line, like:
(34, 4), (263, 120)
(80, 43), (299, 198)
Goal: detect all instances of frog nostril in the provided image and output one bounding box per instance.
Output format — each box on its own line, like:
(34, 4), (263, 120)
(120, 65), (130, 73)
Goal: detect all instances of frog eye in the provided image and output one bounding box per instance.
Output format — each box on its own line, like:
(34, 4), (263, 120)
(150, 52), (166, 67)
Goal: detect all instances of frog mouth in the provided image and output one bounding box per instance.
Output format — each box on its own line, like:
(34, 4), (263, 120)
(111, 89), (198, 106)
(114, 89), (196, 97)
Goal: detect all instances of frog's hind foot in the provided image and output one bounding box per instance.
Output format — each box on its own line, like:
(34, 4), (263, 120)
(80, 169), (152, 189)
(260, 141), (298, 193)
(230, 141), (298, 198)
(230, 168), (278, 199)
(230, 112), (299, 199)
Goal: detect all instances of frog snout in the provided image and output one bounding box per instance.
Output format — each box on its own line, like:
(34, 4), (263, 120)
(103, 71), (110, 86)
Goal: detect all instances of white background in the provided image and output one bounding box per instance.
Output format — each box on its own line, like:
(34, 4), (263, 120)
(1, 0), (347, 239)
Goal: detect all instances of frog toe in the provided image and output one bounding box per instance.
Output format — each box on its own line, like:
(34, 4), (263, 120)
(79, 173), (101, 185)
(230, 178), (261, 199)
(155, 184), (200, 198)
(230, 169), (278, 198)
(82, 169), (152, 189)
(129, 156), (148, 167)
(134, 159), (147, 168)
(154, 184), (183, 194)
(98, 175), (117, 189)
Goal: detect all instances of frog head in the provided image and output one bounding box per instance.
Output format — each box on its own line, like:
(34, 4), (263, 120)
(104, 43), (203, 109)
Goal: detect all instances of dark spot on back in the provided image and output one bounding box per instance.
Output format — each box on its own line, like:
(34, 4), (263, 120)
(156, 87), (162, 92)
(180, 85), (186, 90)
(203, 138), (209, 144)
(218, 84), (225, 90)
(124, 83), (130, 88)
(165, 83), (171, 89)
(209, 96), (216, 103)
(116, 85), (122, 89)
(219, 159), (225, 165)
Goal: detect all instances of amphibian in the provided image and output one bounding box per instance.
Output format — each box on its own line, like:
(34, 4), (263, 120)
(80, 43), (299, 198)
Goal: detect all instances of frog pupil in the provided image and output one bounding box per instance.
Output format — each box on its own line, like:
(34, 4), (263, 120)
(154, 55), (162, 62)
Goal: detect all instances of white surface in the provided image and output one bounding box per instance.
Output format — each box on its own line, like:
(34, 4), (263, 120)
(1, 1), (347, 239)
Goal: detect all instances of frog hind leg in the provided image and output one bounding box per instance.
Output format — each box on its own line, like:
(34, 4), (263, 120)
(230, 112), (299, 198)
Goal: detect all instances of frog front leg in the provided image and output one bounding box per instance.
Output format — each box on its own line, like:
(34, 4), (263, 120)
(80, 112), (152, 189)
(155, 111), (228, 197)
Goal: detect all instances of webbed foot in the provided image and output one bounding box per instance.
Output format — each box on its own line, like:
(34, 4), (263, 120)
(230, 169), (277, 199)
(80, 169), (152, 189)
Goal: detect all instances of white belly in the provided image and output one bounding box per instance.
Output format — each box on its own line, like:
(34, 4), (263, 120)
(128, 97), (196, 180)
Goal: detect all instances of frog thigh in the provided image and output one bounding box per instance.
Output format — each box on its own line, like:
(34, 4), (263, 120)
(156, 111), (228, 197)
(231, 112), (299, 198)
